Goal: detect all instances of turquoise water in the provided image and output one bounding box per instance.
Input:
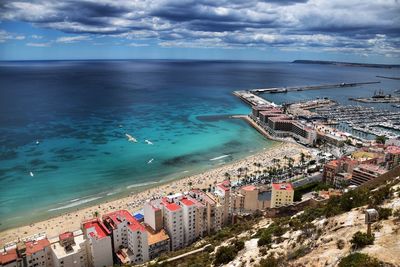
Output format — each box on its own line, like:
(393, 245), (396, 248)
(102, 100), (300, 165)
(0, 60), (399, 230)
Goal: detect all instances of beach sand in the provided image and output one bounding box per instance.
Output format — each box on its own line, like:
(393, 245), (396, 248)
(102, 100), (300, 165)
(0, 142), (310, 245)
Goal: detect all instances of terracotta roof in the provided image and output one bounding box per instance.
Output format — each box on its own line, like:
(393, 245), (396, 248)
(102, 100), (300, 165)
(242, 185), (257, 191)
(83, 219), (110, 239)
(180, 198), (195, 206)
(145, 225), (170, 246)
(217, 184), (230, 192)
(25, 239), (50, 255)
(272, 183), (293, 191)
(59, 232), (73, 241)
(162, 199), (181, 212)
(103, 210), (145, 232)
(386, 146), (400, 155)
(0, 249), (17, 265)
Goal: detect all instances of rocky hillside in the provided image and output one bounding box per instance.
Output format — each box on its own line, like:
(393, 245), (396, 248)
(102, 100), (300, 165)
(146, 178), (400, 267)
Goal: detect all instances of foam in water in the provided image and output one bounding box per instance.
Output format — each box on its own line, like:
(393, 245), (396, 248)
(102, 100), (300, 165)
(48, 197), (102, 211)
(209, 154), (230, 161)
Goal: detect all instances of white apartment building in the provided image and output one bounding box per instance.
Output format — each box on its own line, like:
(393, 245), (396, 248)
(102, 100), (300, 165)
(82, 219), (113, 267)
(50, 231), (88, 267)
(180, 198), (197, 246)
(161, 197), (184, 251)
(102, 210), (149, 265)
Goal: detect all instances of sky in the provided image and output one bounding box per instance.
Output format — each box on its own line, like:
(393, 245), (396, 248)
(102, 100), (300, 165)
(0, 0), (399, 63)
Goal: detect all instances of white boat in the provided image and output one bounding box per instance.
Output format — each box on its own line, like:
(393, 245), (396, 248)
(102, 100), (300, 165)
(30, 171), (34, 177)
(148, 158), (154, 164)
(36, 140), (40, 145)
(145, 139), (153, 145)
(125, 133), (137, 143)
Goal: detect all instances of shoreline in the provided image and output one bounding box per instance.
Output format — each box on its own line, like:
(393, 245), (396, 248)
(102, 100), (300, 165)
(0, 141), (310, 246)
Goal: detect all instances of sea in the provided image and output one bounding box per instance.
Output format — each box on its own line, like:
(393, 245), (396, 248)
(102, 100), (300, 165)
(0, 60), (399, 230)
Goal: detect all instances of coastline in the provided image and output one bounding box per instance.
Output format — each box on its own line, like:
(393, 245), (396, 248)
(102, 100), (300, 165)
(0, 141), (310, 246)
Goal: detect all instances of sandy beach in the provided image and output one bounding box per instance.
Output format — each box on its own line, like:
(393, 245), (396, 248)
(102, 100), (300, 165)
(0, 142), (310, 245)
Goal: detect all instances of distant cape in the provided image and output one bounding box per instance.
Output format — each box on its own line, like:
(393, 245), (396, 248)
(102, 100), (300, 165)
(292, 60), (400, 69)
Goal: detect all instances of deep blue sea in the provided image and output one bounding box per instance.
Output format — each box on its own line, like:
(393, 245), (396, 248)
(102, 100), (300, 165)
(0, 60), (399, 230)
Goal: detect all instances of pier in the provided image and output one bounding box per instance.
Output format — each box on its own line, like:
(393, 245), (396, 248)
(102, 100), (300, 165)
(249, 81), (380, 94)
(233, 90), (278, 107)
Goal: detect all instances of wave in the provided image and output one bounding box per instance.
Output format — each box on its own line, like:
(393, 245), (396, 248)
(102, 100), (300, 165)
(48, 196), (102, 212)
(126, 181), (159, 189)
(209, 154), (230, 161)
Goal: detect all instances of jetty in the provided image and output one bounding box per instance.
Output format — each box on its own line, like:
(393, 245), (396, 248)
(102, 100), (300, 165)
(233, 90), (278, 107)
(249, 81), (380, 94)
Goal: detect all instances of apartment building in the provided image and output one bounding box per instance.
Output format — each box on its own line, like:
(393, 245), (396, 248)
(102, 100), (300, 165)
(160, 197), (184, 251)
(103, 210), (149, 264)
(50, 232), (88, 267)
(0, 236), (52, 267)
(350, 164), (387, 186)
(270, 183), (294, 208)
(180, 198), (197, 246)
(82, 219), (113, 267)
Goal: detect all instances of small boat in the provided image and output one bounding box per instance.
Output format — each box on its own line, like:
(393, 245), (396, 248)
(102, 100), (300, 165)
(125, 133), (137, 143)
(30, 171), (34, 177)
(148, 158), (154, 164)
(36, 140), (40, 145)
(145, 139), (153, 145)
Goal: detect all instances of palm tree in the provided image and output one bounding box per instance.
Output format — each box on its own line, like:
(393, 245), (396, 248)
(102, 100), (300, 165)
(93, 211), (99, 218)
(224, 172), (231, 181)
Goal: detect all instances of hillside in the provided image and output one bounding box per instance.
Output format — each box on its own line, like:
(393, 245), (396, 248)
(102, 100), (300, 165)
(146, 177), (400, 267)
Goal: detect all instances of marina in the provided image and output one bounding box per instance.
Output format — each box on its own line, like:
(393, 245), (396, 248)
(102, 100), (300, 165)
(314, 105), (400, 138)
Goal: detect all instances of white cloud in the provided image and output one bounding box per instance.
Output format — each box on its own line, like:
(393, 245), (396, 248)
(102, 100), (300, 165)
(55, 35), (91, 43)
(0, 30), (25, 42)
(26, 42), (51, 47)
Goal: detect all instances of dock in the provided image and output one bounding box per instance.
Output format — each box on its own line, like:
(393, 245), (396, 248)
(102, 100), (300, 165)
(233, 90), (278, 107)
(249, 81), (380, 94)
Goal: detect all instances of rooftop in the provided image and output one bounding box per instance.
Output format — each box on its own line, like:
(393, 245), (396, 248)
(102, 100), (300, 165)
(180, 198), (195, 207)
(83, 219), (110, 239)
(217, 183), (230, 192)
(103, 210), (145, 232)
(51, 234), (86, 260)
(386, 145), (400, 155)
(59, 232), (73, 241)
(0, 248), (17, 265)
(162, 198), (181, 212)
(145, 225), (170, 246)
(242, 185), (257, 191)
(25, 238), (50, 256)
(272, 183), (293, 191)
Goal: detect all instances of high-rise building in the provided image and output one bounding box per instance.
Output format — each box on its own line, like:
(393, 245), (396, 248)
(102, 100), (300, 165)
(102, 210), (149, 265)
(82, 219), (113, 267)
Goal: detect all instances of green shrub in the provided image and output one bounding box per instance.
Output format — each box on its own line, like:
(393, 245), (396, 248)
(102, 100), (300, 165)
(214, 246), (237, 265)
(232, 239), (245, 252)
(376, 207), (392, 220)
(256, 255), (283, 267)
(258, 232), (272, 247)
(339, 253), (381, 267)
(350, 231), (375, 249)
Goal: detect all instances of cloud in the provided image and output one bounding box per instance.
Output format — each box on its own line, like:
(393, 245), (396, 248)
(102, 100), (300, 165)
(127, 42), (149, 47)
(0, 0), (399, 57)
(0, 30), (25, 42)
(55, 35), (91, 43)
(26, 42), (51, 47)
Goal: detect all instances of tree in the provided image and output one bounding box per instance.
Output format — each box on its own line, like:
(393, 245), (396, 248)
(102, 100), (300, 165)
(350, 231), (375, 249)
(375, 135), (386, 144)
(93, 211), (99, 218)
(214, 245), (237, 265)
(339, 253), (381, 267)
